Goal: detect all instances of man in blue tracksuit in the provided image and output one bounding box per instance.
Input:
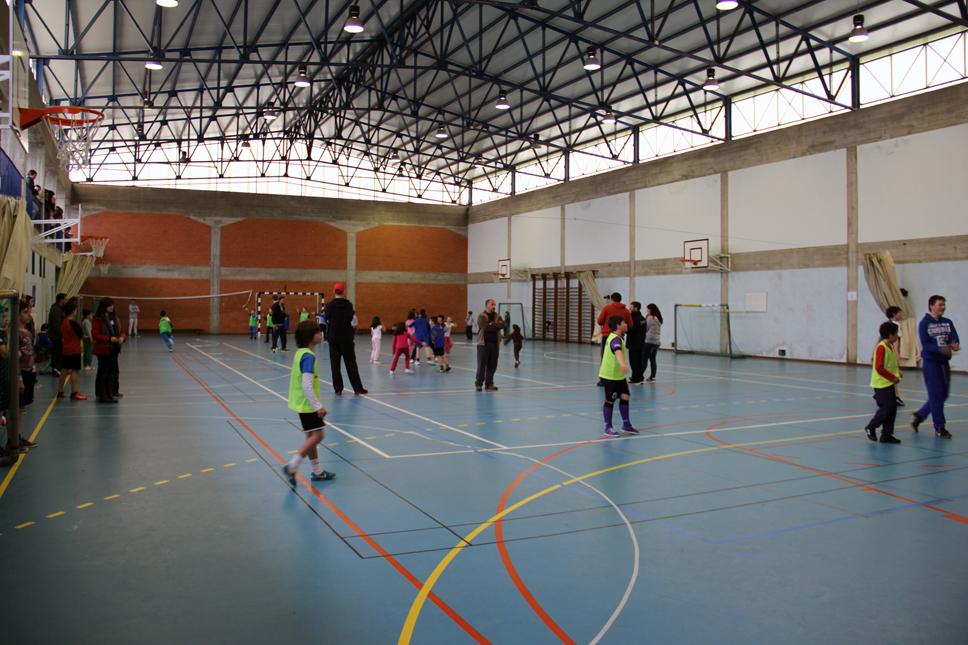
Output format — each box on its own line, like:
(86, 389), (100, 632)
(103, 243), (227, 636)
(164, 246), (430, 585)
(912, 295), (960, 439)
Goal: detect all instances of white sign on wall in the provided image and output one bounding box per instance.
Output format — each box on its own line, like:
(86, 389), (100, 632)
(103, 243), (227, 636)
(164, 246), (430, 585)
(745, 291), (768, 313)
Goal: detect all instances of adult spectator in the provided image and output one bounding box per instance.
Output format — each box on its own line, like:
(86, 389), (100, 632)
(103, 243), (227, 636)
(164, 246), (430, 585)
(128, 301), (140, 337)
(596, 292), (632, 386)
(47, 293), (67, 376)
(324, 283), (367, 395)
(475, 299), (505, 392)
(25, 170), (38, 219)
(627, 301), (646, 384)
(270, 295), (288, 352)
(92, 298), (124, 403)
(465, 310), (474, 341)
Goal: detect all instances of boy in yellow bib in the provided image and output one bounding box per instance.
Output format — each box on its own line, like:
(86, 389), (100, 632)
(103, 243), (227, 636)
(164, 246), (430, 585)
(282, 320), (336, 486)
(599, 315), (639, 437)
(865, 322), (902, 444)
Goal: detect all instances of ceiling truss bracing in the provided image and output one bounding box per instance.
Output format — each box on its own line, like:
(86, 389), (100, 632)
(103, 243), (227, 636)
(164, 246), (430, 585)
(18, 0), (968, 204)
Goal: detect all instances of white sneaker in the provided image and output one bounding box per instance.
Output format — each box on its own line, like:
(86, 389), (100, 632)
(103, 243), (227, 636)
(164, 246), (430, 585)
(405, 368), (414, 374)
(388, 370), (395, 376)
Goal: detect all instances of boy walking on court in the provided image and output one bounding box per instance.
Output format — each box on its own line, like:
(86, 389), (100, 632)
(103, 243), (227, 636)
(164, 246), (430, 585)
(598, 315), (639, 437)
(866, 322), (902, 444)
(912, 295), (960, 438)
(282, 320), (336, 486)
(159, 311), (174, 351)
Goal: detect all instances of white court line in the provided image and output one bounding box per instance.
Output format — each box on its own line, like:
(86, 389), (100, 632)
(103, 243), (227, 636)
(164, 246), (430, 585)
(222, 342), (508, 450)
(445, 362), (565, 387)
(383, 409), (968, 458)
(186, 343), (391, 459)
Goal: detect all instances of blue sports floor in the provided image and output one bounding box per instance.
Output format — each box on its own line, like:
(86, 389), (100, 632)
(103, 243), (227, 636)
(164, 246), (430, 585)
(2, 335), (967, 644)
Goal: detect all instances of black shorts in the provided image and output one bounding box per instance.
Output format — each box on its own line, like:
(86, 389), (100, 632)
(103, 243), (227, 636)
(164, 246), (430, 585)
(61, 354), (81, 371)
(603, 378), (630, 401)
(298, 411), (326, 432)
(20, 370), (37, 407)
(432, 346), (445, 357)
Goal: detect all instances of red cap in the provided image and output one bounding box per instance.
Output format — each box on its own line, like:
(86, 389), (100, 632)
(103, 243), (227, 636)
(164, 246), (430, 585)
(333, 282), (345, 294)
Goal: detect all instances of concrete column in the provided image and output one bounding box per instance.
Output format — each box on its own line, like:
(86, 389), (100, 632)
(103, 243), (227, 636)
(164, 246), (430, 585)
(846, 146), (859, 363)
(559, 205), (566, 274)
(209, 222), (221, 333)
(628, 190), (636, 301)
(720, 172), (730, 354)
(506, 215), (512, 300)
(346, 231), (357, 301)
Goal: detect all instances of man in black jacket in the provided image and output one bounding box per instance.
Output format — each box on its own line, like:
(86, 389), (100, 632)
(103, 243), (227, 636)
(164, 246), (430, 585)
(47, 293), (67, 376)
(627, 301), (646, 384)
(270, 295), (288, 352)
(323, 283), (367, 395)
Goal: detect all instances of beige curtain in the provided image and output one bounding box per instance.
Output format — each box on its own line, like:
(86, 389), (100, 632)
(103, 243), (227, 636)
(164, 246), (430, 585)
(56, 253), (97, 298)
(0, 196), (34, 294)
(862, 251), (921, 366)
(577, 270), (607, 343)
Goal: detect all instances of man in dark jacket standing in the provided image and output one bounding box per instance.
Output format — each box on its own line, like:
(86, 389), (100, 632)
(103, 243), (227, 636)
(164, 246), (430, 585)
(270, 295), (288, 352)
(475, 299), (505, 392)
(324, 283), (367, 395)
(47, 293), (67, 375)
(627, 301), (646, 384)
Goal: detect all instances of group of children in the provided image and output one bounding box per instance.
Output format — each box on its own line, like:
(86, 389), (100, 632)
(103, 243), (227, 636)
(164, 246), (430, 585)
(380, 310), (456, 375)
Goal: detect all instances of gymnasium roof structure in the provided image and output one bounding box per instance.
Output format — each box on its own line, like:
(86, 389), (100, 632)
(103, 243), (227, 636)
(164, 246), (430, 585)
(19, 0), (968, 204)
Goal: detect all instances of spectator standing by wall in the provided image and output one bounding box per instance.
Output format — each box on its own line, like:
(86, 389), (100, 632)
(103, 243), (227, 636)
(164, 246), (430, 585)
(128, 302), (140, 337)
(465, 310), (474, 341)
(627, 301), (646, 384)
(271, 295), (288, 352)
(324, 283), (367, 395)
(475, 299), (505, 392)
(47, 293), (67, 376)
(92, 299), (123, 404)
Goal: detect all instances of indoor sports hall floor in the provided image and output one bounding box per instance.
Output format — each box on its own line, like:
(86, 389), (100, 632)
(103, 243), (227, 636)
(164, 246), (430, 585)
(2, 335), (967, 644)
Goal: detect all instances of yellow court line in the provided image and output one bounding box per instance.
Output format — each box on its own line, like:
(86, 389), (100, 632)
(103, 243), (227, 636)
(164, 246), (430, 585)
(223, 463), (237, 468)
(178, 473), (192, 479)
(0, 395), (59, 501)
(398, 428), (857, 644)
(129, 487), (145, 493)
(155, 480), (169, 486)
(104, 494), (121, 501)
(15, 521), (34, 529)
(76, 502), (94, 510)
(200, 468), (215, 473)
(46, 511), (65, 519)
(245, 457), (258, 463)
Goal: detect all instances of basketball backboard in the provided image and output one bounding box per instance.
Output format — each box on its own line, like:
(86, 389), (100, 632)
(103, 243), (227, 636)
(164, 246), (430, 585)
(497, 258), (511, 280)
(682, 239), (710, 269)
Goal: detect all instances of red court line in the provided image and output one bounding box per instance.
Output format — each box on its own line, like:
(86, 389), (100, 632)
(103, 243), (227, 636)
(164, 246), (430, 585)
(172, 354), (490, 643)
(704, 426), (968, 525)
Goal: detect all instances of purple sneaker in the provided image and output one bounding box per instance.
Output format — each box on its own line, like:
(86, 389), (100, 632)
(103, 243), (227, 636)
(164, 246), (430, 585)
(602, 427), (621, 438)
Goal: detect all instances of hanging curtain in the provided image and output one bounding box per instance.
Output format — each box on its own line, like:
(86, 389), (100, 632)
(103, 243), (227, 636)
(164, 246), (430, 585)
(577, 270), (607, 343)
(862, 251), (921, 367)
(0, 196), (33, 293)
(56, 253), (98, 298)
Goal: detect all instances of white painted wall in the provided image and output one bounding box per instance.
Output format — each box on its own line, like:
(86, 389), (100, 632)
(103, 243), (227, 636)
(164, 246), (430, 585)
(634, 273), (721, 349)
(635, 175), (721, 260)
(729, 150), (847, 253)
(565, 194), (629, 265)
(859, 123), (968, 243)
(858, 259), (968, 372)
(467, 283), (499, 319)
(728, 267), (847, 361)
(511, 207), (560, 270)
(468, 217), (508, 274)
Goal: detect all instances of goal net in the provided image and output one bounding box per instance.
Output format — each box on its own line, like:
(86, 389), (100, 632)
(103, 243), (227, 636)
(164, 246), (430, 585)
(673, 304), (743, 357)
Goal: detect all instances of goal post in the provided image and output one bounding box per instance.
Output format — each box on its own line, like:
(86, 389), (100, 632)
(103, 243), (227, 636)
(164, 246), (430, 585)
(673, 303), (743, 358)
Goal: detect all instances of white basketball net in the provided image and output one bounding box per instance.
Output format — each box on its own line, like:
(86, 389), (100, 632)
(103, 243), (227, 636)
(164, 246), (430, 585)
(45, 113), (102, 172)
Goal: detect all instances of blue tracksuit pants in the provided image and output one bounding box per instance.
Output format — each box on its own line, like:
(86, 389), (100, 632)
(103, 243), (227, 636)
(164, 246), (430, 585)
(917, 360), (950, 430)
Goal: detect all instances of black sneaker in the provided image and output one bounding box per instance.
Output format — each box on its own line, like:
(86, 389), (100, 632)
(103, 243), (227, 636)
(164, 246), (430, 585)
(485, 385), (499, 392)
(596, 380), (605, 387)
(910, 414), (923, 432)
(936, 428), (952, 439)
(311, 470), (335, 481)
(354, 389), (368, 395)
(622, 427), (640, 435)
(879, 435), (901, 444)
(895, 397), (905, 407)
(281, 464), (296, 488)
(19, 435), (37, 448)
(865, 427), (877, 442)
(475, 386), (482, 392)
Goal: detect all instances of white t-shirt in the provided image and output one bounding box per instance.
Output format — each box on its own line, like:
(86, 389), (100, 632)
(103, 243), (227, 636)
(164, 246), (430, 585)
(444, 322), (455, 337)
(129, 303), (140, 316)
(371, 326), (382, 341)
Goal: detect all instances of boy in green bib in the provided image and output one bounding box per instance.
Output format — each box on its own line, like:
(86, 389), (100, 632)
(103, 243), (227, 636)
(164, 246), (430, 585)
(248, 310), (257, 339)
(598, 315), (639, 437)
(865, 321), (902, 443)
(282, 320), (336, 486)
(159, 310), (174, 352)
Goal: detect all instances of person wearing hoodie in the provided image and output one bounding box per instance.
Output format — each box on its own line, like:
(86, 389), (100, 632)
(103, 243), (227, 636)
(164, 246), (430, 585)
(911, 295), (960, 439)
(323, 283), (367, 395)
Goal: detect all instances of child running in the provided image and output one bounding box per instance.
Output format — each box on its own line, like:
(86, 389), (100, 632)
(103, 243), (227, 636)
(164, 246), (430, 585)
(159, 310), (174, 351)
(389, 322), (414, 376)
(865, 322), (902, 443)
(430, 315), (450, 372)
(598, 315), (639, 437)
(504, 324), (524, 367)
(282, 320), (335, 486)
(370, 316), (383, 363)
(443, 316), (456, 355)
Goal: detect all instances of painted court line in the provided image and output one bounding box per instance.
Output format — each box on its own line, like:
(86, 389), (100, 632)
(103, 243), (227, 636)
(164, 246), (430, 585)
(0, 395), (59, 501)
(187, 343), (392, 459)
(222, 342), (508, 451)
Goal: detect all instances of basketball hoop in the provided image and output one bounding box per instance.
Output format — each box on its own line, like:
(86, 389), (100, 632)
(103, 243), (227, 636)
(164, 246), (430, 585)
(678, 257), (701, 269)
(20, 106), (104, 172)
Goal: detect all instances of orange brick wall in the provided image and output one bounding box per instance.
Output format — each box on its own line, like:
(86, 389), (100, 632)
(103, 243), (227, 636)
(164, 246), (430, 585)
(82, 277), (211, 332)
(357, 225), (467, 273)
(355, 282), (468, 331)
(82, 211), (210, 266)
(221, 218), (347, 269)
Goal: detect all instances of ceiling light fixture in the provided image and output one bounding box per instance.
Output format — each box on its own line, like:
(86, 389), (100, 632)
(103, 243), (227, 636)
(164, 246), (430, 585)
(294, 64), (311, 88)
(602, 107), (617, 125)
(263, 102), (279, 121)
(848, 14), (869, 43)
(241, 139), (251, 148)
(435, 125), (448, 140)
(715, 1), (739, 10)
(343, 4), (364, 34)
(582, 46), (601, 71)
(156, 0), (178, 7)
(389, 151), (401, 162)
(495, 91), (511, 110)
(145, 58), (163, 71)
(702, 67), (720, 91)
